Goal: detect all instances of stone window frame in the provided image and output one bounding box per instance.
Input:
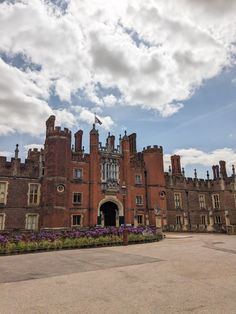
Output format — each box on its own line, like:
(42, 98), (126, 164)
(73, 168), (83, 180)
(25, 213), (39, 231)
(71, 214), (83, 227)
(174, 192), (182, 209)
(135, 174), (142, 185)
(0, 181), (9, 205)
(28, 183), (41, 206)
(101, 159), (119, 183)
(199, 194), (206, 209)
(0, 213), (6, 230)
(135, 195), (143, 206)
(212, 194), (220, 209)
(137, 214), (144, 225)
(72, 192), (83, 205)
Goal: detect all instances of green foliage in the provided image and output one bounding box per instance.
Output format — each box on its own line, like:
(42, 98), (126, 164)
(0, 231), (161, 254)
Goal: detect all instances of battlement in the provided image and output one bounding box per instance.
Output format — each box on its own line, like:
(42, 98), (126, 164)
(47, 125), (72, 138)
(0, 157), (39, 178)
(0, 143), (41, 178)
(142, 145), (163, 153)
(165, 170), (236, 191)
(46, 116), (71, 139)
(186, 177), (210, 186)
(0, 156), (7, 163)
(27, 148), (43, 163)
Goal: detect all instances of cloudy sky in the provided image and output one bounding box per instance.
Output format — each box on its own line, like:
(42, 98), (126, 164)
(0, 0), (236, 178)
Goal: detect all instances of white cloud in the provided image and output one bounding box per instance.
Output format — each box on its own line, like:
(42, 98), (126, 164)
(53, 109), (76, 128)
(160, 103), (184, 118)
(165, 147), (236, 172)
(71, 106), (114, 130)
(102, 94), (117, 107)
(0, 0), (236, 135)
(0, 58), (52, 136)
(0, 151), (13, 158)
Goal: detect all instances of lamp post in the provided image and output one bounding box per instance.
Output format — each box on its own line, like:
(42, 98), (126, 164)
(121, 183), (128, 245)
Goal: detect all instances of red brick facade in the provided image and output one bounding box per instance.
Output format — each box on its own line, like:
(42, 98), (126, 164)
(0, 116), (236, 233)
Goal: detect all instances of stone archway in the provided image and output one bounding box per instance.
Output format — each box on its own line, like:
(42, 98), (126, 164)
(97, 196), (124, 227)
(100, 202), (117, 226)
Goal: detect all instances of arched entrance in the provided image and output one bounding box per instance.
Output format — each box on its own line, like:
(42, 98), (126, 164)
(100, 201), (118, 226)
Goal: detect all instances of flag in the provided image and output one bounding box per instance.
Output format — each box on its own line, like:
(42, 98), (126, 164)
(95, 115), (102, 125)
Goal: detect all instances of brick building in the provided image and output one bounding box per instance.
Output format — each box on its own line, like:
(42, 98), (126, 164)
(0, 115), (236, 233)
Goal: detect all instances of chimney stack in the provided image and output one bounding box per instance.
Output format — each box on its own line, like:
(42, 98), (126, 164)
(171, 155), (181, 176)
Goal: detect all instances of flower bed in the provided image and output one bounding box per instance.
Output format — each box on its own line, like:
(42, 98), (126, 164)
(0, 226), (163, 255)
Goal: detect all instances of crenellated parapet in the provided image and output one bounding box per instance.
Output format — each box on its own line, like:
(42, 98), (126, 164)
(47, 125), (72, 139)
(27, 148), (44, 163)
(166, 156), (236, 192)
(142, 145), (163, 154)
(0, 151), (39, 178)
(46, 115), (71, 140)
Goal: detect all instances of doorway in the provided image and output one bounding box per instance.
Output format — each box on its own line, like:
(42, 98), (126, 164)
(100, 201), (117, 226)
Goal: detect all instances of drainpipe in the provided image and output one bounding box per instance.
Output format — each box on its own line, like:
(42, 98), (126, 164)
(186, 191), (191, 230)
(144, 170), (149, 225)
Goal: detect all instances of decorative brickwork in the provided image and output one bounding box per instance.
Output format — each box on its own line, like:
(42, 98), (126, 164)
(0, 115), (235, 233)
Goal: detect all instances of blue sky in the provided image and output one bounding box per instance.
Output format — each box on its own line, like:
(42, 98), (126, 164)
(0, 0), (236, 178)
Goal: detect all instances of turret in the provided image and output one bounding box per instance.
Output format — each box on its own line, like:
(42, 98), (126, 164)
(27, 148), (41, 163)
(89, 124), (100, 225)
(232, 165), (235, 177)
(15, 144), (19, 159)
(90, 124), (99, 153)
(74, 129), (83, 152)
(143, 145), (164, 185)
(46, 115), (55, 134)
(121, 131), (130, 155)
(171, 155), (181, 176)
(143, 145), (166, 226)
(44, 117), (71, 177)
(106, 133), (115, 151)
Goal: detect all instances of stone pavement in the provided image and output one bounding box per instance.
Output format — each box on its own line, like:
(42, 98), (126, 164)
(0, 233), (236, 314)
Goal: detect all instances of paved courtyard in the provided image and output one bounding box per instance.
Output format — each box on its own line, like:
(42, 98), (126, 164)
(0, 233), (236, 314)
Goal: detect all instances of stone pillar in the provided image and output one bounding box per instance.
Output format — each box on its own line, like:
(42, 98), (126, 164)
(101, 213), (104, 227)
(224, 211), (230, 226)
(116, 211), (119, 227)
(162, 214), (167, 228)
(155, 215), (162, 228)
(207, 211), (214, 231)
(145, 214), (149, 226)
(182, 213), (189, 231)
